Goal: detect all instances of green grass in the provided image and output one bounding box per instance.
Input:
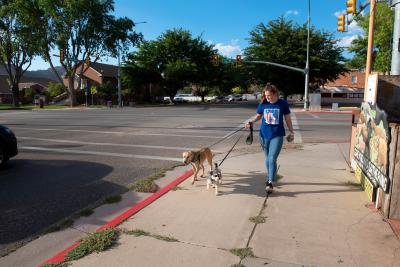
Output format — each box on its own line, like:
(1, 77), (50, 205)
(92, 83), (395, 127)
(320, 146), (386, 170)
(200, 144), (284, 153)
(229, 247), (254, 260)
(65, 228), (119, 261)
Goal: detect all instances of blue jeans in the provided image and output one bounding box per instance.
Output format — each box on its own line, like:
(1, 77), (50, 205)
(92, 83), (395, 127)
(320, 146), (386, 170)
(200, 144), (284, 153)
(259, 136), (284, 183)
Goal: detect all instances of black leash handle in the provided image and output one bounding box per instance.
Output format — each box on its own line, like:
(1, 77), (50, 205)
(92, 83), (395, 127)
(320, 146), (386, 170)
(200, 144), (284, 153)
(246, 121), (253, 145)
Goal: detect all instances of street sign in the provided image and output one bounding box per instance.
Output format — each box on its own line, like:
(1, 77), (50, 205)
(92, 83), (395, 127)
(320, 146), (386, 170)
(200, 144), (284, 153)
(90, 86), (97, 95)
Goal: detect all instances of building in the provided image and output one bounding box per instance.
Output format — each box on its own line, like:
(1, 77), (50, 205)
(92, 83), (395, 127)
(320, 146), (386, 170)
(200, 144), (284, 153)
(318, 70), (365, 106)
(63, 62), (118, 90)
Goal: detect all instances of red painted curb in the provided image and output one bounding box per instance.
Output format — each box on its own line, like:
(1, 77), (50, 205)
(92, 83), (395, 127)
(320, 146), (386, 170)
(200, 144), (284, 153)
(39, 169), (194, 266)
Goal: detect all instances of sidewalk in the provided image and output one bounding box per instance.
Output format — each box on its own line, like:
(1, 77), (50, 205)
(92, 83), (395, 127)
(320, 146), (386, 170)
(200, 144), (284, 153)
(55, 143), (400, 267)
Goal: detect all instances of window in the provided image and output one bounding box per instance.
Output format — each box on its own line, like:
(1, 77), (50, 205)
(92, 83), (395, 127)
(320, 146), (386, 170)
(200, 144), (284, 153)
(321, 93), (331, 97)
(351, 75), (357, 85)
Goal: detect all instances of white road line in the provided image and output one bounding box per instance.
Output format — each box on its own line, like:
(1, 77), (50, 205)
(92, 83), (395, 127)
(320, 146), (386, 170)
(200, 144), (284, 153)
(13, 127), (223, 139)
(308, 113), (320, 119)
(18, 137), (198, 151)
(291, 112), (303, 143)
(19, 146), (182, 162)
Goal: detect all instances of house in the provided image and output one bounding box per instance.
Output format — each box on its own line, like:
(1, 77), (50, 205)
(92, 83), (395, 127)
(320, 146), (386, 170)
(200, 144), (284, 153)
(63, 62), (118, 90)
(318, 70), (365, 106)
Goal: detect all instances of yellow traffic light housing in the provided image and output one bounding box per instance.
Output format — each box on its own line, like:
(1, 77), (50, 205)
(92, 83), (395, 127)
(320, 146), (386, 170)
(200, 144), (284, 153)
(60, 49), (64, 63)
(337, 15), (345, 32)
(212, 54), (220, 66)
(346, 0), (356, 15)
(85, 54), (90, 66)
(236, 55), (242, 66)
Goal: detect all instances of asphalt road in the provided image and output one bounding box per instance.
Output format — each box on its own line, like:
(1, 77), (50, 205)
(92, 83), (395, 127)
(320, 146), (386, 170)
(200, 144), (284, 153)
(0, 102), (353, 255)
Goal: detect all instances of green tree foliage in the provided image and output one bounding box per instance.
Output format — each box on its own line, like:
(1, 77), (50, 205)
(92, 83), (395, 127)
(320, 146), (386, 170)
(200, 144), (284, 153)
(245, 16), (347, 95)
(24, 0), (142, 106)
(346, 3), (394, 73)
(47, 82), (64, 98)
(97, 81), (116, 97)
(123, 28), (215, 102)
(0, 0), (42, 107)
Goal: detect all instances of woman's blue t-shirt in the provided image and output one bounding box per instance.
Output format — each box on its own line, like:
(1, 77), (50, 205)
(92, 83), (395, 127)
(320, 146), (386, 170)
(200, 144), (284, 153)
(257, 99), (290, 140)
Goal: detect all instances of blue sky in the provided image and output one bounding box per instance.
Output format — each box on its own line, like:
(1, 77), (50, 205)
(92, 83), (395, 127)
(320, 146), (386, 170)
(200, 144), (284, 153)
(30, 0), (365, 70)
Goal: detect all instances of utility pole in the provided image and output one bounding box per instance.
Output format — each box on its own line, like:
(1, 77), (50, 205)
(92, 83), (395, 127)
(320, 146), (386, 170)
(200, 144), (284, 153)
(304, 0), (311, 109)
(364, 0), (376, 98)
(391, 0), (400, 75)
(117, 42), (122, 108)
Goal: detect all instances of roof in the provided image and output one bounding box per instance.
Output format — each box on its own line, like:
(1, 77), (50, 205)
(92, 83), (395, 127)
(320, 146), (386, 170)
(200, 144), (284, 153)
(75, 62), (118, 78)
(18, 82), (47, 90)
(317, 86), (365, 94)
(0, 75), (58, 94)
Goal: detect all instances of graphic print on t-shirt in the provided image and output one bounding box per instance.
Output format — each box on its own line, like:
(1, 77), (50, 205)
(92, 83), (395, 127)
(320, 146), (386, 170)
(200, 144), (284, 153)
(263, 108), (280, 125)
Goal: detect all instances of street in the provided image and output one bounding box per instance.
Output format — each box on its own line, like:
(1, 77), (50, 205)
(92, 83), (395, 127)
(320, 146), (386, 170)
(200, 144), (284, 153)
(0, 102), (353, 256)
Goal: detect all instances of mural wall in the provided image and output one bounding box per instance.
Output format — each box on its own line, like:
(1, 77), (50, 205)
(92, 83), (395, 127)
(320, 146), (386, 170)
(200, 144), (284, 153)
(352, 102), (390, 192)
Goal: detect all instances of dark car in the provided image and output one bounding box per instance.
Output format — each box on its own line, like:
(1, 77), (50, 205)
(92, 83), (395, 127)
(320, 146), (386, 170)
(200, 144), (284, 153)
(0, 125), (18, 165)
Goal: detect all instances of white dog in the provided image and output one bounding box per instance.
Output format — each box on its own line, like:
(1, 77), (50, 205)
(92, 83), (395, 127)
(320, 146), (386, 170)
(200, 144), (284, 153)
(207, 163), (222, 195)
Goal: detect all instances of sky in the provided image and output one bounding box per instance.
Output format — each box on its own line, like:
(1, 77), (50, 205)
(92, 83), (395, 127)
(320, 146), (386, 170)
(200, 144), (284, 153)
(29, 0), (366, 70)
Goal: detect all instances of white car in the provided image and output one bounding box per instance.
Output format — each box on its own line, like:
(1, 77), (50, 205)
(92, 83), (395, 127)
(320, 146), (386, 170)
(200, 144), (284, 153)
(225, 94), (242, 102)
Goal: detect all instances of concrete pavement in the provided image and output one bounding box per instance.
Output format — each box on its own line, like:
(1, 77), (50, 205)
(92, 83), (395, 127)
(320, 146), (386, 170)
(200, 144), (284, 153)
(2, 141), (399, 266)
(64, 143), (400, 266)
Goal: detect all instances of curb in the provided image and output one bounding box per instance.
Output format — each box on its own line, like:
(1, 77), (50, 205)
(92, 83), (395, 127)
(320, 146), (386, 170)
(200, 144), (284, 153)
(293, 109), (353, 115)
(39, 169), (194, 266)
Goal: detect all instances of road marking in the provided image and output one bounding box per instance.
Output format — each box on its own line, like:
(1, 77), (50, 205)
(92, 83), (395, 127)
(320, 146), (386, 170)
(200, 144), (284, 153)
(13, 127), (223, 139)
(18, 137), (201, 151)
(308, 113), (320, 119)
(19, 146), (182, 162)
(291, 112), (303, 143)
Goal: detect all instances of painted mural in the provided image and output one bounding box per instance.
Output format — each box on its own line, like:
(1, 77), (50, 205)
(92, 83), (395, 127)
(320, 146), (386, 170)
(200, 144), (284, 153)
(353, 102), (390, 191)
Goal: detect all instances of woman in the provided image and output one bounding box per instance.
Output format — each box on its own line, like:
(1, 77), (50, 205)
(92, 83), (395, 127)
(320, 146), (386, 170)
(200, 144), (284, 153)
(245, 83), (294, 193)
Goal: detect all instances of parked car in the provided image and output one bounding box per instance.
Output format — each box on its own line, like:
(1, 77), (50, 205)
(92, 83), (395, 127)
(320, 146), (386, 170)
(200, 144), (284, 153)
(0, 125), (18, 165)
(225, 94), (243, 102)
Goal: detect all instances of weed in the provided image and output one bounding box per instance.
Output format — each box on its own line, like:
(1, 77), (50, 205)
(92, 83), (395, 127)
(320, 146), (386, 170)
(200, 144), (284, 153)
(103, 195), (122, 204)
(126, 229), (178, 242)
(79, 209), (94, 217)
(128, 178), (158, 193)
(152, 234), (179, 242)
(125, 229), (150, 237)
(249, 215), (266, 224)
(230, 264), (245, 267)
(65, 228), (119, 261)
(46, 219), (74, 233)
(42, 263), (69, 267)
(230, 247), (254, 260)
(172, 186), (183, 191)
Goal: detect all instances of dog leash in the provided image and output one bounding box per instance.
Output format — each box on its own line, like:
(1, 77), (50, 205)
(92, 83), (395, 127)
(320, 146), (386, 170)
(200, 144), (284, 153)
(209, 126), (245, 149)
(217, 133), (243, 167)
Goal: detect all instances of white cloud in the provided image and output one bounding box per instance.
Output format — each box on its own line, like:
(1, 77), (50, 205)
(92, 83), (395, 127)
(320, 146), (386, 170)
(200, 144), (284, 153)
(211, 40), (242, 57)
(338, 35), (359, 48)
(285, 10), (299, 17)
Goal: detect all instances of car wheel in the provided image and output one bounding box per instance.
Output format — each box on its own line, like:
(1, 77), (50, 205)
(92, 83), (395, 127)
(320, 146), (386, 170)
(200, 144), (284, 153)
(0, 145), (8, 165)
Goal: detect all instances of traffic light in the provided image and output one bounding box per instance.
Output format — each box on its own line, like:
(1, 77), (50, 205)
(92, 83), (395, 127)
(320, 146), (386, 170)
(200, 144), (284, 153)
(85, 54), (90, 66)
(236, 55), (242, 67)
(346, 0), (356, 15)
(337, 15), (345, 32)
(212, 54), (219, 66)
(60, 49), (64, 63)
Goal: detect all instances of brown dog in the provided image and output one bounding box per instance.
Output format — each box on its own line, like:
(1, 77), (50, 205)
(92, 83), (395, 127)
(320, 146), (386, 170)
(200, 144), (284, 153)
(182, 147), (213, 184)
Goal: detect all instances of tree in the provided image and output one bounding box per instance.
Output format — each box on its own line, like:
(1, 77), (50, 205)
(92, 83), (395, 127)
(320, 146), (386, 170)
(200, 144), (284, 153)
(124, 28), (216, 102)
(0, 0), (41, 107)
(25, 0), (142, 106)
(245, 16), (347, 96)
(346, 3), (394, 73)
(47, 82), (64, 98)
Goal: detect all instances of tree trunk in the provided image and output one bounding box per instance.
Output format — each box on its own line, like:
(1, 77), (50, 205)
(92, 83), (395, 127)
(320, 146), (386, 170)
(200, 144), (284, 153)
(201, 95), (205, 102)
(11, 84), (20, 107)
(68, 77), (77, 107)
